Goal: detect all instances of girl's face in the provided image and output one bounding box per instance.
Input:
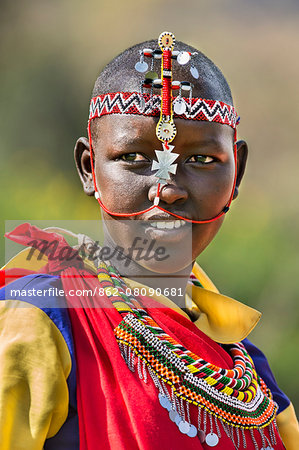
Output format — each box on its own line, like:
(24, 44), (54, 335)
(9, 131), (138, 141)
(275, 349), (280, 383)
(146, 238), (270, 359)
(77, 114), (246, 274)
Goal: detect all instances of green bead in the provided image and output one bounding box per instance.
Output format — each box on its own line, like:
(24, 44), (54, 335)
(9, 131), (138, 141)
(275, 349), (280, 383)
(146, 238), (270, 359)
(145, 71), (158, 80)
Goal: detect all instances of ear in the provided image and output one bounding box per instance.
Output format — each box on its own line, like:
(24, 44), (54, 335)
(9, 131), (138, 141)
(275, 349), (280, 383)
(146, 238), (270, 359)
(233, 140), (248, 199)
(74, 137), (95, 196)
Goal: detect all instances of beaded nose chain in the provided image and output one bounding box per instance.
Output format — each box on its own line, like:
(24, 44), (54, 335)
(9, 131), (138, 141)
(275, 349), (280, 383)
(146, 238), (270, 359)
(88, 31), (239, 224)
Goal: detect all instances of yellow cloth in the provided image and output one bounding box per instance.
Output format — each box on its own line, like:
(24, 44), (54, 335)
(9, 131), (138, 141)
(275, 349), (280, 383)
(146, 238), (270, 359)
(0, 300), (71, 450)
(3, 247), (48, 272)
(276, 403), (299, 450)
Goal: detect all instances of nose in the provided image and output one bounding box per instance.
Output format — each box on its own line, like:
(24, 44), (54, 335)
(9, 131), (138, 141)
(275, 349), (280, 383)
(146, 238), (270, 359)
(148, 178), (188, 205)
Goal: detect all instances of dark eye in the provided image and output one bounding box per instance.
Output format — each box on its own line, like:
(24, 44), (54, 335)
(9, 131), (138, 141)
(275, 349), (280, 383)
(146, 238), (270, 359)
(120, 153), (149, 162)
(187, 155), (214, 164)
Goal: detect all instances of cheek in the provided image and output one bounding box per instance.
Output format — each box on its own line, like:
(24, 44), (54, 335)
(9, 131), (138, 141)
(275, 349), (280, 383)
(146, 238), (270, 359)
(188, 159), (235, 215)
(95, 160), (150, 212)
(191, 218), (224, 259)
(210, 163), (235, 200)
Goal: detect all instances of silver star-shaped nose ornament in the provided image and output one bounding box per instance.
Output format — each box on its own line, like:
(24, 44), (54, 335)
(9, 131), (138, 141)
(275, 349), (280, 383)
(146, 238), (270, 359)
(151, 144), (179, 185)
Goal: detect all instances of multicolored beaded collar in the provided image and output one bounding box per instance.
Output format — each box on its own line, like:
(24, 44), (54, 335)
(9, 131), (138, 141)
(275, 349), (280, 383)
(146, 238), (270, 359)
(96, 260), (279, 448)
(87, 31), (240, 224)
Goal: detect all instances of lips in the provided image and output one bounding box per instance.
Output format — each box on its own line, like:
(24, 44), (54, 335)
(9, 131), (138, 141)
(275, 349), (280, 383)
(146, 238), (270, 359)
(137, 213), (192, 244)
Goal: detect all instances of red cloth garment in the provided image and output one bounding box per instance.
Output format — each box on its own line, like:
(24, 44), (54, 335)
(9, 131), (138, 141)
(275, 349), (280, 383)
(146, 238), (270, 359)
(61, 267), (284, 450)
(5, 223), (83, 273)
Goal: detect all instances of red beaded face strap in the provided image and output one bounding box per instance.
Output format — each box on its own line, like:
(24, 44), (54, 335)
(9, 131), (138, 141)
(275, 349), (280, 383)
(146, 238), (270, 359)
(88, 31), (239, 224)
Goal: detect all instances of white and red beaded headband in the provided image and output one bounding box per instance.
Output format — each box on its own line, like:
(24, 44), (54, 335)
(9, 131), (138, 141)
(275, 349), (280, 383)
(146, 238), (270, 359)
(89, 92), (238, 129)
(88, 31), (239, 224)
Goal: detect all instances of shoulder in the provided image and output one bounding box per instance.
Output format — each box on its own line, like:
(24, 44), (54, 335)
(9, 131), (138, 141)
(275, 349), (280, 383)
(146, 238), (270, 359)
(0, 273), (73, 382)
(0, 273), (74, 353)
(0, 272), (77, 400)
(0, 297), (71, 447)
(0, 273), (79, 449)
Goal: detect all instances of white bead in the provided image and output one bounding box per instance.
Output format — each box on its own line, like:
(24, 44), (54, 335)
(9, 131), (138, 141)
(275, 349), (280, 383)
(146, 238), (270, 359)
(94, 191), (100, 199)
(172, 81), (180, 88)
(181, 84), (191, 92)
(143, 48), (153, 55)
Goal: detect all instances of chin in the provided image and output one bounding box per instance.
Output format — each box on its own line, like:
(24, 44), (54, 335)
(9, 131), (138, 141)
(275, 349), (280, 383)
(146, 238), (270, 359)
(135, 256), (193, 276)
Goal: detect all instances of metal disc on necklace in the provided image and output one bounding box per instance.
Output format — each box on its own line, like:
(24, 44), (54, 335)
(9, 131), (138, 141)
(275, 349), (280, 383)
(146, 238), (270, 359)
(175, 414), (182, 426)
(159, 393), (171, 411)
(178, 420), (191, 434)
(177, 51), (191, 65)
(165, 400), (172, 411)
(169, 410), (179, 422)
(135, 61), (148, 73)
(187, 424), (197, 438)
(190, 65), (199, 79)
(205, 432), (219, 447)
(174, 99), (186, 115)
(198, 430), (206, 443)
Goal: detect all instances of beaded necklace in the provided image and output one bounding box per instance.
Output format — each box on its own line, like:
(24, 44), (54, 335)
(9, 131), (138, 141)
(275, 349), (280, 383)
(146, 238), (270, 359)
(97, 261), (279, 449)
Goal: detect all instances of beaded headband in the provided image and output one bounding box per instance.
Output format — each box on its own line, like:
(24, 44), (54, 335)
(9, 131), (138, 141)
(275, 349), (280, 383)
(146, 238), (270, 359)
(89, 92), (238, 129)
(88, 31), (239, 224)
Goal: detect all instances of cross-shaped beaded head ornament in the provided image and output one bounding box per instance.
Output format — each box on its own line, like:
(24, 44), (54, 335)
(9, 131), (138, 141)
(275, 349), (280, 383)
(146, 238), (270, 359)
(88, 31), (239, 223)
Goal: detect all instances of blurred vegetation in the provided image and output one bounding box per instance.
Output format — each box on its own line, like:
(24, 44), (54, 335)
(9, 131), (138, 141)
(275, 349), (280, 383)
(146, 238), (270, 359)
(1, 0), (299, 409)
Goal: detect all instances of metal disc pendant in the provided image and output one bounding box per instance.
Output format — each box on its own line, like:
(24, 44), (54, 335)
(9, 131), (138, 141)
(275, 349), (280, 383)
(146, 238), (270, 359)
(205, 432), (219, 447)
(187, 424), (197, 438)
(169, 410), (179, 422)
(173, 100), (186, 115)
(179, 420), (191, 434)
(139, 97), (145, 111)
(159, 393), (171, 411)
(198, 430), (206, 443)
(175, 414), (182, 426)
(135, 61), (148, 73)
(177, 51), (191, 65)
(190, 65), (199, 79)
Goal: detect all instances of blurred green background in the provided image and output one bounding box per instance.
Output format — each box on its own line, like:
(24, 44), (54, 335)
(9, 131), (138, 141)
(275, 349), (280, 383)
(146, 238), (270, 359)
(1, 0), (299, 409)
